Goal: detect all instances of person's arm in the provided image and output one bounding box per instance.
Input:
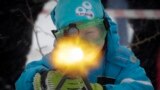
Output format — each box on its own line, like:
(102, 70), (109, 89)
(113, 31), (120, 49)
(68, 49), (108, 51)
(16, 54), (104, 90)
(15, 55), (51, 90)
(104, 46), (154, 90)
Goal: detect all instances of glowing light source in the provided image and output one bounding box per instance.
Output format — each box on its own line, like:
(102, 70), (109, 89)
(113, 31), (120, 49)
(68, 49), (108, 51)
(57, 47), (84, 64)
(51, 36), (102, 77)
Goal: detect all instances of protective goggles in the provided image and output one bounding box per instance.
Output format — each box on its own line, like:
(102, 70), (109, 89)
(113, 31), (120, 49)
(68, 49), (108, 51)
(51, 18), (108, 45)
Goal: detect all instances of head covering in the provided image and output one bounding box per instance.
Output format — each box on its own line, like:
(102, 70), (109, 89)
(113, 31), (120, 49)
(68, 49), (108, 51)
(51, 0), (104, 30)
(51, 0), (121, 64)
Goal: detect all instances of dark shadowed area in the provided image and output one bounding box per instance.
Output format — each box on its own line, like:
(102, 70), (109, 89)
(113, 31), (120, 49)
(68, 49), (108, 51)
(0, 0), (47, 89)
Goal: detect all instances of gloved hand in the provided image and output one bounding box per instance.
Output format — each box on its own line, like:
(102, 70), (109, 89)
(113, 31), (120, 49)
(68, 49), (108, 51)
(33, 70), (104, 90)
(33, 70), (84, 90)
(91, 83), (103, 90)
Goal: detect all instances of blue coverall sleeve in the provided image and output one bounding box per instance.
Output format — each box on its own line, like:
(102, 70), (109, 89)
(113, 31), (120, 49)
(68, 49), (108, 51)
(104, 46), (154, 90)
(15, 55), (52, 90)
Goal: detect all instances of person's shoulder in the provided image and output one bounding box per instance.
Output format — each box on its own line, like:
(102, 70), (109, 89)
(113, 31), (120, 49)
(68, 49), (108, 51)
(116, 45), (140, 64)
(26, 54), (51, 69)
(107, 45), (140, 68)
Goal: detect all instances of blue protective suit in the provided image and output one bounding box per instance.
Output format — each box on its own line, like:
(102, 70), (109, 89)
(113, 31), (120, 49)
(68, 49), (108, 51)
(15, 12), (154, 90)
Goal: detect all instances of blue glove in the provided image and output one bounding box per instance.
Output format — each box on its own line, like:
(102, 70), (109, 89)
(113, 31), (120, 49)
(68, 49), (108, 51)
(15, 58), (51, 90)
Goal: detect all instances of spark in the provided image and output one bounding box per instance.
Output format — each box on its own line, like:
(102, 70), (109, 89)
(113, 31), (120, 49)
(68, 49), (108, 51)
(51, 36), (102, 77)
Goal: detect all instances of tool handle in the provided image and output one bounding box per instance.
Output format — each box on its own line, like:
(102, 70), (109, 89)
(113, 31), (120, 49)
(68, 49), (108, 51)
(55, 75), (68, 90)
(82, 78), (92, 90)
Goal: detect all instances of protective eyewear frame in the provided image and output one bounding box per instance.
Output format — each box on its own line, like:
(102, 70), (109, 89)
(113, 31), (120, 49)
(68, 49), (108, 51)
(51, 18), (109, 39)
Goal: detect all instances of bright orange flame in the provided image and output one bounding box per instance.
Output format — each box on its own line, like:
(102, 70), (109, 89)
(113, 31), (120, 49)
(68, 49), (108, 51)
(51, 36), (102, 77)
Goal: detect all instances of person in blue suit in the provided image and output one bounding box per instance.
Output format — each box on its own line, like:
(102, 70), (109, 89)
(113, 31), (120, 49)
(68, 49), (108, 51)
(15, 0), (154, 90)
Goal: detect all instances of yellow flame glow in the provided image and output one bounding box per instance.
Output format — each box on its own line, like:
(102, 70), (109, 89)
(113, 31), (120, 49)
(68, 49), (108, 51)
(51, 36), (102, 77)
